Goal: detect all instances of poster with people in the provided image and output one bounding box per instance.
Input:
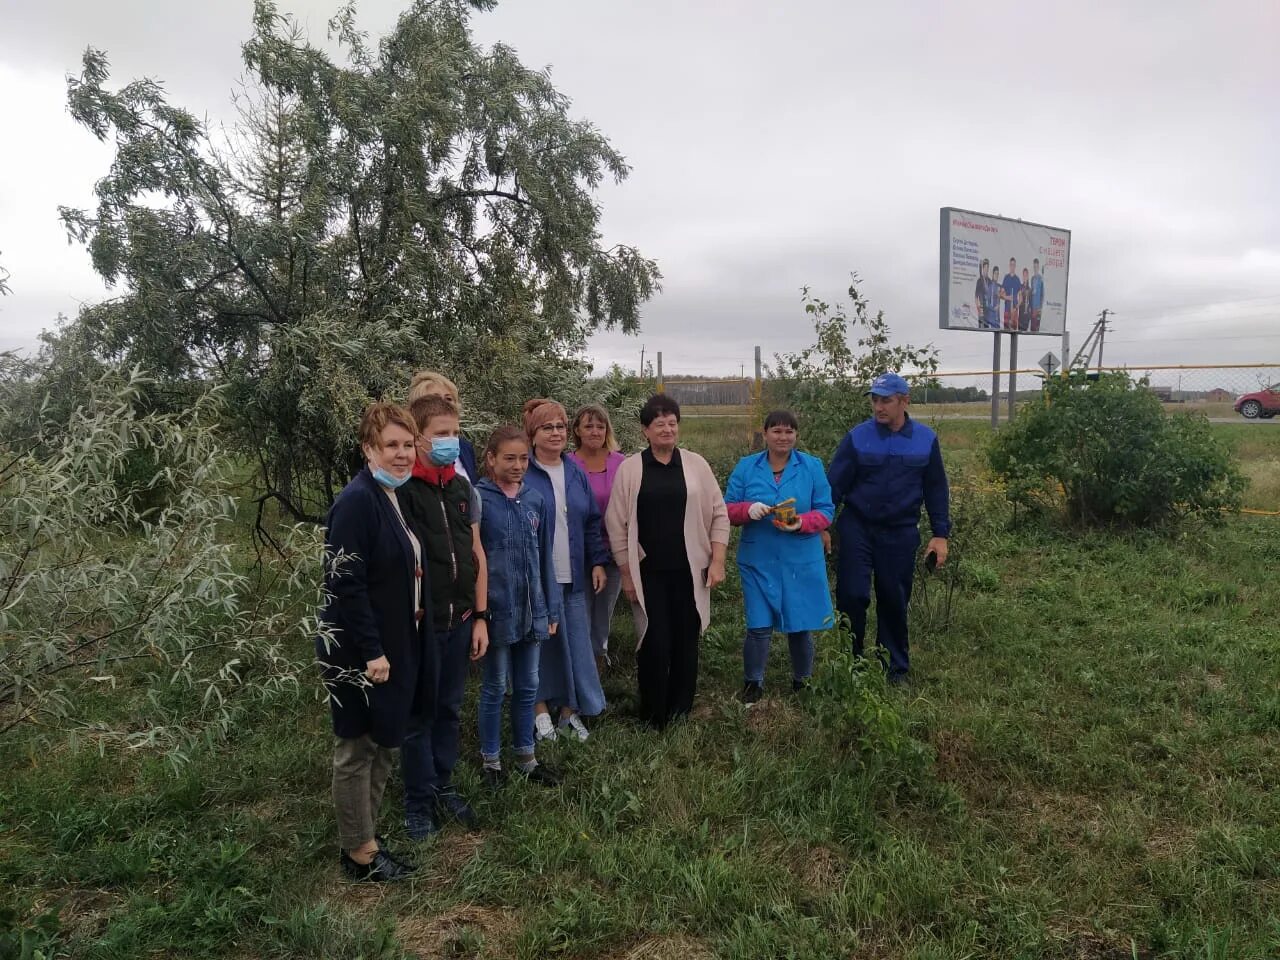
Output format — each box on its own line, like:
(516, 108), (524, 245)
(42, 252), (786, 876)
(938, 208), (1070, 336)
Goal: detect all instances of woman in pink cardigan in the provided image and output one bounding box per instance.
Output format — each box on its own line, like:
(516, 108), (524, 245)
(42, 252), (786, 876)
(605, 395), (730, 728)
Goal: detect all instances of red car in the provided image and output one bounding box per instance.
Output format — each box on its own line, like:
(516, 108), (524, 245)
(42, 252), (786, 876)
(1234, 385), (1280, 419)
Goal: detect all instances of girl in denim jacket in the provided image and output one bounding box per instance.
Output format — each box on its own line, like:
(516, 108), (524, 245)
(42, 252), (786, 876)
(474, 426), (562, 787)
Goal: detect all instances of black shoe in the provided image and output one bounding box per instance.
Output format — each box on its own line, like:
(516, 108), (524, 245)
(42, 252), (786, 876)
(887, 671), (909, 688)
(482, 766), (508, 792)
(374, 835), (416, 868)
(341, 849), (415, 882)
(791, 678), (810, 693)
(516, 763), (561, 787)
(435, 786), (477, 830)
(740, 681), (763, 705)
(404, 807), (440, 841)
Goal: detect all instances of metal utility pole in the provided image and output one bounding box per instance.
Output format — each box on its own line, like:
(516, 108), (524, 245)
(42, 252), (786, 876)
(1070, 310), (1112, 371)
(639, 345), (645, 377)
(1096, 309), (1110, 371)
(656, 352), (663, 393)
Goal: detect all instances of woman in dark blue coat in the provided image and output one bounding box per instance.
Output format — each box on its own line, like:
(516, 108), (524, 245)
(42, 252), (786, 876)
(317, 402), (432, 883)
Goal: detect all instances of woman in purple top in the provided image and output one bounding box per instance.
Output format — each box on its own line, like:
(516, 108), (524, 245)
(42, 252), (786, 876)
(568, 404), (627, 670)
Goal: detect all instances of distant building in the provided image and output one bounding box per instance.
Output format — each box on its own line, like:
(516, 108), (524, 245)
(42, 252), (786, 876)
(1147, 385), (1174, 402)
(1205, 388), (1234, 402)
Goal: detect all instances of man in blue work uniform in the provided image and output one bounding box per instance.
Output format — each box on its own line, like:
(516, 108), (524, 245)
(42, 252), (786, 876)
(1001, 258), (1022, 330)
(827, 373), (950, 683)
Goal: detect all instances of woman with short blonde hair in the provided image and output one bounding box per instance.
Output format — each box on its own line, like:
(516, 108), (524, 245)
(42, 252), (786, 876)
(568, 404), (627, 667)
(407, 369), (477, 479)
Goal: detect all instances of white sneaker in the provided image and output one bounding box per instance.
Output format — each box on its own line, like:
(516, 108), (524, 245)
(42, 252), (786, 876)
(561, 714), (589, 742)
(534, 712), (557, 742)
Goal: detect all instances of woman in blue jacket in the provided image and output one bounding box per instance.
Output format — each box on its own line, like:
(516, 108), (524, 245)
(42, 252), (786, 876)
(724, 409), (835, 703)
(522, 398), (610, 742)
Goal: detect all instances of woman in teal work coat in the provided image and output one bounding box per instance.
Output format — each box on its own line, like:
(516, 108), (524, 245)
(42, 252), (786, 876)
(724, 409), (835, 703)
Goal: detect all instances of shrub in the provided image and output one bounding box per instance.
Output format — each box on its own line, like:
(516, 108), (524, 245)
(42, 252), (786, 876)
(986, 371), (1245, 527)
(0, 366), (319, 762)
(768, 278), (939, 461)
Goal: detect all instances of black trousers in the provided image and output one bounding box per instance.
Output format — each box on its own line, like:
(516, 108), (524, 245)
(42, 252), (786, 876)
(637, 563), (701, 728)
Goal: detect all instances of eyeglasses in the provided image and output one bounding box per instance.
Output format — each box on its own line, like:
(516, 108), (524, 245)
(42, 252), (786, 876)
(538, 423), (568, 433)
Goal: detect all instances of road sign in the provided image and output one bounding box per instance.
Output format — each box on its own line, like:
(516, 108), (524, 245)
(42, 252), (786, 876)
(1038, 351), (1060, 376)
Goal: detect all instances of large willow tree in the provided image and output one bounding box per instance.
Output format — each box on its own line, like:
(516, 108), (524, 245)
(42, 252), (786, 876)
(57, 0), (659, 521)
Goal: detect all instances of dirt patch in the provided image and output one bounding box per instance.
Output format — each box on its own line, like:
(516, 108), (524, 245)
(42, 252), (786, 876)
(931, 727), (978, 781)
(689, 700), (716, 722)
(395, 903), (518, 959)
(797, 844), (846, 892)
(1048, 927), (1154, 960)
(742, 697), (803, 744)
(613, 933), (716, 960)
(32, 887), (123, 944)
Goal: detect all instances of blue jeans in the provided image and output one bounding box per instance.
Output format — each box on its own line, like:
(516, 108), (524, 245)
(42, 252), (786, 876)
(536, 586), (606, 716)
(478, 639), (541, 760)
(402, 620), (470, 817)
(743, 627), (814, 687)
(835, 514), (920, 678)
(587, 563), (623, 659)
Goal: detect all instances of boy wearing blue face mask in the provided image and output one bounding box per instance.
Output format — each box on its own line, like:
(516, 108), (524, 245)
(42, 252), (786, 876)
(396, 395), (491, 839)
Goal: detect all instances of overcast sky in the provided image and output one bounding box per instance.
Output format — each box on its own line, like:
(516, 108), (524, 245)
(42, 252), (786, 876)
(2, 0), (1278, 381)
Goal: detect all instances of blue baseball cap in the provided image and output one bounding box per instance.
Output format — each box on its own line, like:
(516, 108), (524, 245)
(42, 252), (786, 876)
(865, 373), (910, 397)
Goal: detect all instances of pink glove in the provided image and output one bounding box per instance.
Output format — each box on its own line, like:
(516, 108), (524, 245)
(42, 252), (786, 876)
(797, 511), (831, 535)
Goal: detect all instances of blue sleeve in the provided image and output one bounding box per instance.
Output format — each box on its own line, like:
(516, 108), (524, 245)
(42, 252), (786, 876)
(923, 436), (951, 538)
(459, 437), (478, 482)
(580, 471), (609, 568)
(826, 431), (858, 508)
(538, 496), (562, 624)
(724, 457), (749, 504)
(325, 491), (384, 661)
(808, 456), (835, 521)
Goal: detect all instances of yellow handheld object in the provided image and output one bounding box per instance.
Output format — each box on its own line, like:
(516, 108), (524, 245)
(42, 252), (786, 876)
(771, 497), (798, 528)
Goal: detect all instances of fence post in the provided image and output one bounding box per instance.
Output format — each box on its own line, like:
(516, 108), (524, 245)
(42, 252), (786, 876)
(990, 333), (1001, 430)
(656, 352), (663, 394)
(751, 346), (763, 449)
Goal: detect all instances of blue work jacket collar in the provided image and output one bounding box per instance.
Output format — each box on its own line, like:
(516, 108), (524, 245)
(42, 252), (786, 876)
(873, 413), (915, 438)
(753, 448), (803, 474)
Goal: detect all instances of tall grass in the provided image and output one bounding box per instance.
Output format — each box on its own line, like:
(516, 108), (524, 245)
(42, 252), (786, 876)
(2, 424), (1278, 958)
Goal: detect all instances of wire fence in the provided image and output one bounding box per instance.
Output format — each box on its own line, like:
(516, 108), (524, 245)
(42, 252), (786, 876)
(659, 364), (1280, 422)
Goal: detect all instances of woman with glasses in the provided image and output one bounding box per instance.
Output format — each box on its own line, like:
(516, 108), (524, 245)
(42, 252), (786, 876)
(521, 398), (610, 742)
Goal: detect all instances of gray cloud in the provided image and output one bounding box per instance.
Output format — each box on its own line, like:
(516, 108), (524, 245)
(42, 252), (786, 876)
(3, 0), (1278, 377)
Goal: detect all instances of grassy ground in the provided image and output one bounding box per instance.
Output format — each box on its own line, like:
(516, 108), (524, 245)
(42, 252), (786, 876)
(3, 422), (1278, 958)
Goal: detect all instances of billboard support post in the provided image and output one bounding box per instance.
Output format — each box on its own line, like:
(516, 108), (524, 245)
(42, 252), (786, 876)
(1008, 333), (1018, 420)
(1061, 330), (1070, 377)
(991, 333), (1001, 430)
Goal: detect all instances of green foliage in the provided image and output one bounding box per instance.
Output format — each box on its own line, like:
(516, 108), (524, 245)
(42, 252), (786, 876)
(987, 371), (1245, 527)
(806, 642), (930, 790)
(768, 278), (939, 460)
(0, 907), (62, 960)
(54, 1), (659, 520)
(0, 367), (318, 759)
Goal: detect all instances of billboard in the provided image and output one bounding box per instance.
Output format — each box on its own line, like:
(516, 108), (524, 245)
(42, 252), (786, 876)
(939, 207), (1070, 336)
